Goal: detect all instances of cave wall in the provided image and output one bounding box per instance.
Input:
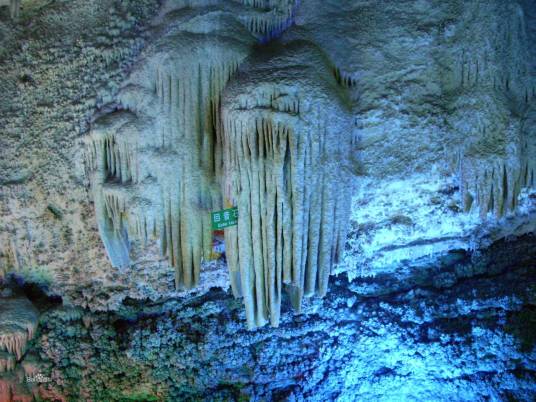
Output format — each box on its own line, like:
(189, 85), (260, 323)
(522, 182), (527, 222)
(0, 0), (535, 400)
(0, 0), (535, 322)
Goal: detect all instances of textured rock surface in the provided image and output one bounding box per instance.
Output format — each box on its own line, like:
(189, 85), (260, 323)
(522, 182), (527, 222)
(0, 0), (164, 311)
(0, 0), (534, 316)
(18, 235), (536, 401)
(222, 41), (354, 327)
(0, 294), (38, 360)
(0, 0), (535, 399)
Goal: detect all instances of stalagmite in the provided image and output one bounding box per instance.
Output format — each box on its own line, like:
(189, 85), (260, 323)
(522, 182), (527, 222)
(84, 6), (257, 289)
(221, 41), (355, 328)
(0, 296), (39, 361)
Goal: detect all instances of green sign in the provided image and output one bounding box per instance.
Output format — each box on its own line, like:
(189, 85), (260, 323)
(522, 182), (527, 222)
(211, 207), (238, 230)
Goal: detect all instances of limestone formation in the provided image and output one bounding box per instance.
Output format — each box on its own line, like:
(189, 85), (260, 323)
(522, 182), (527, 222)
(0, 296), (39, 360)
(454, 106), (535, 220)
(84, 5), (257, 289)
(237, 0), (299, 42)
(453, 101), (530, 218)
(443, 1), (536, 218)
(84, 2), (355, 327)
(457, 139), (531, 218)
(75, 0), (535, 331)
(221, 41), (355, 328)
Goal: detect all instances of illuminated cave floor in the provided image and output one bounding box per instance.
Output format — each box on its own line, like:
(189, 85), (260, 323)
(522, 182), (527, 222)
(13, 235), (536, 401)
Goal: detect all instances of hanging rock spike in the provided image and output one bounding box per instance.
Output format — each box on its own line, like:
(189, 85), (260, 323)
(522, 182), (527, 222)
(221, 41), (355, 328)
(84, 6), (257, 289)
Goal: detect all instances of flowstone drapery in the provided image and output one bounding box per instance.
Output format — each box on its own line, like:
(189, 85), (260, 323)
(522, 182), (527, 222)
(85, 7), (257, 289)
(220, 42), (355, 328)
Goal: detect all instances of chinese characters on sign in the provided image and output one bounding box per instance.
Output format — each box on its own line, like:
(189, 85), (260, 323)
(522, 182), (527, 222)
(211, 207), (238, 229)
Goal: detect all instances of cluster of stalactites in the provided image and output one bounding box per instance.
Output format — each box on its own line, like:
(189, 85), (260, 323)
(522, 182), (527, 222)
(333, 67), (359, 89)
(85, 131), (139, 185)
(458, 150), (535, 218)
(83, 3), (357, 328)
(237, 0), (299, 42)
(238, 0), (297, 11)
(0, 330), (32, 361)
(83, 116), (149, 241)
(222, 89), (353, 328)
(85, 52), (249, 289)
(0, 298), (39, 361)
(150, 60), (243, 176)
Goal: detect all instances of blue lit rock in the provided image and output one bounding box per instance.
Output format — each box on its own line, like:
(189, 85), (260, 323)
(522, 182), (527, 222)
(0, 0), (535, 400)
(27, 236), (536, 401)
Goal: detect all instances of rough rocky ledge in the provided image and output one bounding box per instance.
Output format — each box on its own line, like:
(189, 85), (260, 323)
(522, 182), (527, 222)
(6, 234), (530, 401)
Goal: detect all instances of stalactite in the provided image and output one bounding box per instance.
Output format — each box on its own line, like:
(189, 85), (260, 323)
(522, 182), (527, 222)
(0, 297), (39, 361)
(237, 0), (299, 42)
(459, 152), (530, 218)
(84, 7), (257, 289)
(457, 74), (536, 218)
(333, 67), (358, 88)
(454, 2), (534, 218)
(221, 41), (354, 328)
